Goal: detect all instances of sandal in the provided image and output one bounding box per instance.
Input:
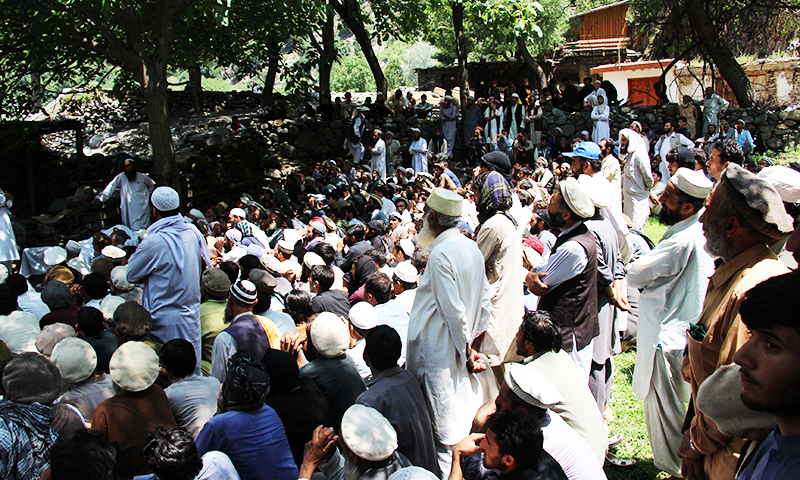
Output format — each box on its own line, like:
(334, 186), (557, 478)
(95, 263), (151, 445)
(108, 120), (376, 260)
(608, 434), (624, 447)
(606, 453), (636, 467)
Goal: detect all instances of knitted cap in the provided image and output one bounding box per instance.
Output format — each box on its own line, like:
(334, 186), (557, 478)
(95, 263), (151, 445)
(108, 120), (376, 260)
(230, 280), (258, 306)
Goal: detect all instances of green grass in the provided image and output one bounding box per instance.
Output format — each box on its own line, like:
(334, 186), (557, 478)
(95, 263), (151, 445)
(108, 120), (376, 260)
(603, 214), (671, 479)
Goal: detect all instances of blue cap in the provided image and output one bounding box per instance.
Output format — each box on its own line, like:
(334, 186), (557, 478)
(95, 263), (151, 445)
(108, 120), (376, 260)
(562, 142), (601, 160)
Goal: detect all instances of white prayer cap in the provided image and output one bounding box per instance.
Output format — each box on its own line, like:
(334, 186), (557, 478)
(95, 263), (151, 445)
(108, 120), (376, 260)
(100, 295), (126, 321)
(580, 130), (590, 137)
(110, 341), (159, 392)
(558, 177), (594, 219)
(151, 186), (180, 211)
(310, 312), (350, 358)
(230, 207), (247, 219)
(341, 404), (398, 461)
(758, 166), (800, 204)
(389, 467), (439, 480)
(225, 229), (242, 243)
(359, 106), (371, 112)
(188, 208), (204, 219)
(102, 245), (126, 260)
(303, 252), (325, 269)
(427, 188), (462, 217)
(480, 55), (488, 60)
(67, 258), (90, 276)
(511, 93), (519, 98)
(65, 240), (82, 256)
(393, 262), (418, 284)
(697, 364), (776, 437)
(0, 264), (6, 284)
(504, 363), (561, 409)
(398, 239), (415, 258)
(283, 228), (303, 247)
(671, 167), (714, 199)
(44, 247), (67, 266)
(51, 337), (97, 385)
(577, 174), (610, 209)
(260, 254), (285, 276)
(348, 302), (377, 330)
(277, 239), (295, 255)
(409, 127), (421, 133)
(282, 260), (302, 276)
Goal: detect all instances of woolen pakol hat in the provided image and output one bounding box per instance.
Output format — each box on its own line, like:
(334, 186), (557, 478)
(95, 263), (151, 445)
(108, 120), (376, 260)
(51, 337), (97, 384)
(3, 352), (62, 405)
(671, 167), (713, 199)
(201, 268), (232, 296)
(110, 341), (159, 392)
(36, 323), (77, 356)
(310, 312), (350, 358)
(504, 363), (561, 409)
(341, 404), (398, 461)
(559, 177), (595, 219)
(44, 247), (67, 266)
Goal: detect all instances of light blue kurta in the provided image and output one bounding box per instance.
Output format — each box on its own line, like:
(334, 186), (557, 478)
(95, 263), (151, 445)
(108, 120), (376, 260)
(127, 216), (209, 369)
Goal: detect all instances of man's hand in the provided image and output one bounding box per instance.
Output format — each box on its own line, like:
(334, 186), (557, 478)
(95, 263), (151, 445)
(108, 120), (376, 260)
(466, 348), (487, 374)
(681, 353), (692, 383)
(299, 426), (339, 479)
(678, 432), (706, 480)
(91, 198), (101, 204)
(525, 271), (549, 296)
(281, 333), (307, 368)
(454, 433), (485, 459)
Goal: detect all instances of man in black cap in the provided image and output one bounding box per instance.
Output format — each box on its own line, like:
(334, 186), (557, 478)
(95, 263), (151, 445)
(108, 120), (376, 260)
(477, 151), (513, 183)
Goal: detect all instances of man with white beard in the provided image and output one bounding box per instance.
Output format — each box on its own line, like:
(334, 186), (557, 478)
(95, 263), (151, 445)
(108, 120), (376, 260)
(93, 159), (156, 230)
(407, 188), (492, 476)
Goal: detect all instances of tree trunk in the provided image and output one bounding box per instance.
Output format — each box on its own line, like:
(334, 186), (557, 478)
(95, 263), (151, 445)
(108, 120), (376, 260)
(188, 63), (203, 114)
(318, 7), (336, 103)
(262, 54), (280, 105)
(330, 0), (387, 94)
(142, 63), (180, 195)
(516, 37), (547, 90)
(686, 4), (753, 107)
(31, 73), (43, 112)
(452, 1), (470, 114)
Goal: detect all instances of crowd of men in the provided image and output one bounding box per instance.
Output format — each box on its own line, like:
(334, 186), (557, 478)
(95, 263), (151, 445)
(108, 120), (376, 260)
(1, 85), (800, 480)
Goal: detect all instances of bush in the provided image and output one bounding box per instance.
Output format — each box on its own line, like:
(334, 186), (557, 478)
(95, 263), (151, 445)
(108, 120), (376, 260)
(331, 54), (376, 93)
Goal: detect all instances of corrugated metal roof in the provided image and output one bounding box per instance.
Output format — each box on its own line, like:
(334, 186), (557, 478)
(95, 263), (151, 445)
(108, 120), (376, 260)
(570, 0), (629, 19)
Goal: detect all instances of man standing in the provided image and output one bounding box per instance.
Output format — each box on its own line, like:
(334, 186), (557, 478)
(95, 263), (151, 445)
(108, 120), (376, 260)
(93, 159), (156, 230)
(474, 172), (524, 370)
(367, 129), (387, 182)
(655, 119), (695, 185)
(463, 97), (482, 146)
(620, 128), (654, 231)
(525, 177), (598, 381)
(702, 87), (729, 135)
(504, 93), (525, 141)
(127, 187), (212, 370)
(627, 168), (714, 477)
(407, 188), (492, 475)
(344, 107), (368, 164)
(440, 97), (458, 158)
(598, 137), (621, 203)
(484, 96), (503, 144)
(679, 164), (793, 480)
(229, 207), (269, 248)
(409, 128), (428, 176)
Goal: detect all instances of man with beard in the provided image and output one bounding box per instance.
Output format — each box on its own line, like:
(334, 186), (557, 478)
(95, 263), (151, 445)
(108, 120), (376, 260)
(626, 168), (714, 477)
(525, 177), (598, 381)
(407, 188), (492, 475)
(678, 164), (794, 480)
(529, 209), (557, 258)
(655, 120), (695, 185)
(210, 280), (271, 382)
(93, 158), (156, 230)
(409, 128), (429, 176)
(620, 128), (654, 231)
(733, 270), (800, 480)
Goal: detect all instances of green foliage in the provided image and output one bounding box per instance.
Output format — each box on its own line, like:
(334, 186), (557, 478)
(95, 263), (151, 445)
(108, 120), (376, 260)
(331, 53), (376, 92)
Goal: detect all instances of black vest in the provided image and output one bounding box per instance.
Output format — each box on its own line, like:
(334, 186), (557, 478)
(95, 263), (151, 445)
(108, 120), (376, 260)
(537, 223), (599, 352)
(224, 314), (270, 361)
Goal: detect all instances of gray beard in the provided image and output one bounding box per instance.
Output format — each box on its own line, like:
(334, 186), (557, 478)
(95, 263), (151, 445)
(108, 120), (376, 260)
(703, 220), (735, 262)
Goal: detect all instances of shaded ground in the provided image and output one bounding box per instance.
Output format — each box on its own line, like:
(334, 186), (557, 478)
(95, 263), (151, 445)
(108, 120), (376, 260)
(604, 215), (671, 480)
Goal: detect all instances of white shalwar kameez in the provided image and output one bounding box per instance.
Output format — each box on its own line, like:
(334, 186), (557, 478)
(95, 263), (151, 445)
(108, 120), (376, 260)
(0, 191), (19, 263)
(591, 102), (610, 144)
(127, 216), (211, 373)
(620, 129), (653, 231)
(484, 106), (503, 143)
(370, 138), (387, 181)
(409, 137), (428, 176)
(626, 213), (714, 477)
(343, 116), (365, 164)
(96, 172), (156, 230)
(655, 133), (695, 184)
(407, 228), (491, 475)
(440, 104), (458, 158)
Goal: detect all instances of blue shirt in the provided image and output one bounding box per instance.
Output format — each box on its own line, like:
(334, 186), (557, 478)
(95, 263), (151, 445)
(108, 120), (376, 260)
(196, 405), (297, 480)
(730, 129), (754, 154)
(737, 429), (800, 480)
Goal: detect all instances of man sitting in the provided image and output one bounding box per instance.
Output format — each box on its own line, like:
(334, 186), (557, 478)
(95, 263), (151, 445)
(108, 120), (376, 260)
(76, 306), (117, 374)
(138, 427), (239, 480)
(52, 337), (115, 421)
(262, 349), (333, 467)
(161, 339), (220, 439)
(392, 262), (419, 315)
(311, 265), (350, 319)
(40, 281), (80, 330)
(91, 341), (177, 479)
(364, 272), (410, 366)
(346, 302), (378, 380)
(297, 405), (412, 480)
(199, 268), (231, 376)
(0, 284), (41, 354)
(196, 358), (297, 480)
(513, 311), (608, 463)
(357, 325), (440, 476)
(299, 312), (366, 429)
